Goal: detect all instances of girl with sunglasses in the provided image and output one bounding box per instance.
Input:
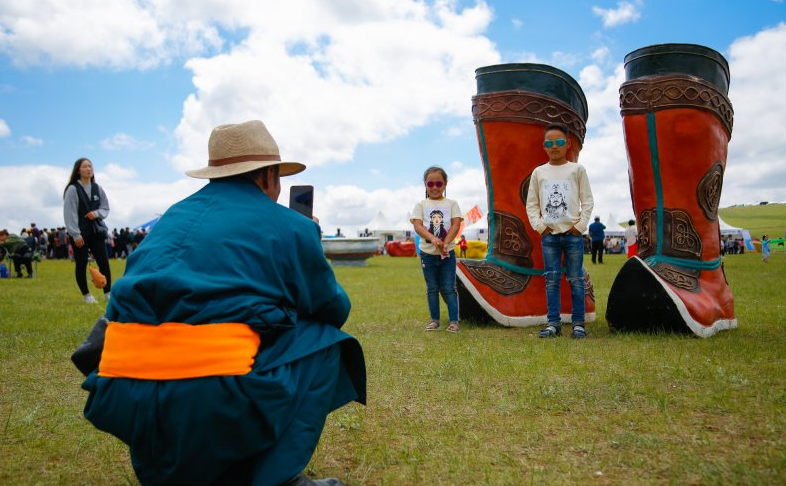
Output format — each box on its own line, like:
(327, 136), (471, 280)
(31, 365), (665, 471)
(410, 166), (464, 332)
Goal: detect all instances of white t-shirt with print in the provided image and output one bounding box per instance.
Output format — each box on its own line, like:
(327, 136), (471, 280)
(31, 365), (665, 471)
(525, 162), (594, 235)
(410, 197), (463, 255)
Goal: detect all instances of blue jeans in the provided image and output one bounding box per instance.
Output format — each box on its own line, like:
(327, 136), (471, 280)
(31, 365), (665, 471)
(420, 250), (459, 322)
(542, 233), (585, 326)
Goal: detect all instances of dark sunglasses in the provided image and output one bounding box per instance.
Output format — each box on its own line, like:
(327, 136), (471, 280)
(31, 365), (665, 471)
(426, 181), (444, 188)
(544, 139), (566, 148)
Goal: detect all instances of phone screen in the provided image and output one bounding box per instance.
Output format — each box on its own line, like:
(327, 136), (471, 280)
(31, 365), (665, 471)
(289, 185), (314, 219)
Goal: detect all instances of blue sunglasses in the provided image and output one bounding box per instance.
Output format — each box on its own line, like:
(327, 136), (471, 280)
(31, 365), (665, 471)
(544, 138), (566, 148)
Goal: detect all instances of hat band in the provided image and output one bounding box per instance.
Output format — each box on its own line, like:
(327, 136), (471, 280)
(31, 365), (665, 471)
(208, 154), (281, 167)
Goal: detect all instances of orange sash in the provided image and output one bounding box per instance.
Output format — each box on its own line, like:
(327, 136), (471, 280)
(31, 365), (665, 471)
(98, 322), (261, 380)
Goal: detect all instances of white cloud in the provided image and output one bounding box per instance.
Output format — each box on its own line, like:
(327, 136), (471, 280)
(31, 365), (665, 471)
(724, 22), (786, 206)
(101, 132), (155, 151)
(442, 125), (465, 137)
(0, 118), (9, 137)
(591, 46), (610, 63)
(592, 1), (643, 28)
(172, 0), (499, 172)
(3, 6), (785, 237)
(511, 18), (523, 29)
(0, 163), (203, 232)
(0, 0), (222, 69)
(21, 135), (42, 146)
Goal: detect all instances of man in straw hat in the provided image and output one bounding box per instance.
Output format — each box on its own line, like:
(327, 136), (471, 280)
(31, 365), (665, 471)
(78, 120), (366, 486)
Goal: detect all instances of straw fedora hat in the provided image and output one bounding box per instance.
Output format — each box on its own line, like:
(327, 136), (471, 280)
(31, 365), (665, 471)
(185, 120), (306, 179)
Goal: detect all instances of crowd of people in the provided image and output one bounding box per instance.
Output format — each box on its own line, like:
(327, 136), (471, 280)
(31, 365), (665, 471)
(0, 224), (149, 263)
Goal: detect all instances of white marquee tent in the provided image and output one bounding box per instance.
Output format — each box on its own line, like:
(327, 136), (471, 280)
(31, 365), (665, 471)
(718, 216), (744, 236)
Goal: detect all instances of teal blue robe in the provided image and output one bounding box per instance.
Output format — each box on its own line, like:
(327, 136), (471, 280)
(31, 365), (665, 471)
(81, 178), (366, 486)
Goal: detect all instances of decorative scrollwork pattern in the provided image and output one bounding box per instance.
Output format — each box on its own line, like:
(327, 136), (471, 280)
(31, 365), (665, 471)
(638, 208), (702, 260)
(462, 260), (530, 295)
(492, 211), (533, 268)
(619, 75), (733, 138)
(651, 262), (700, 293)
(519, 174), (532, 207)
(473, 91), (586, 145)
(697, 162), (724, 221)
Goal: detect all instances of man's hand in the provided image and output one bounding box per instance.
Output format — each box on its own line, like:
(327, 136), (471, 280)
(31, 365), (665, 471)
(567, 227), (582, 236)
(85, 211), (97, 221)
(74, 237), (85, 248)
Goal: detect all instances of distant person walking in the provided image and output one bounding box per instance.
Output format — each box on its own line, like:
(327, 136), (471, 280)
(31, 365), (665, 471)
(624, 219), (638, 259)
(762, 235), (771, 263)
(458, 234), (468, 258)
(411, 166), (463, 332)
(588, 216), (605, 264)
(63, 157), (112, 304)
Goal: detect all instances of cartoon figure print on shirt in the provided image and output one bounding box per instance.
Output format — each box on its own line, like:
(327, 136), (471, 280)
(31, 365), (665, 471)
(429, 210), (448, 240)
(543, 180), (570, 224)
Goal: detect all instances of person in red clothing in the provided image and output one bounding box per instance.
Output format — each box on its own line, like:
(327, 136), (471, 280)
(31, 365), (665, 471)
(458, 234), (468, 258)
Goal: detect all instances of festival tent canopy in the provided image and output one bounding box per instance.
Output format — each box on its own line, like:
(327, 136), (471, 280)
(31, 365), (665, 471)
(462, 218), (488, 241)
(718, 216), (744, 236)
(365, 211), (398, 232)
(133, 216), (160, 232)
(583, 213), (626, 236)
(602, 213), (627, 237)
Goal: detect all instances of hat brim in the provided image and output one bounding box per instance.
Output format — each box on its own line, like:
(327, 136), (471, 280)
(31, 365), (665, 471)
(185, 160), (306, 179)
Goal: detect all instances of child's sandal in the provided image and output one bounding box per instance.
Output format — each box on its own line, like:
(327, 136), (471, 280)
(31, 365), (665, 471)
(425, 320), (440, 331)
(571, 325), (587, 339)
(538, 324), (561, 338)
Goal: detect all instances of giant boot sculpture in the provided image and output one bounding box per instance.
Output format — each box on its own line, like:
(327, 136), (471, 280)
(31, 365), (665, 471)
(606, 44), (737, 337)
(456, 64), (596, 326)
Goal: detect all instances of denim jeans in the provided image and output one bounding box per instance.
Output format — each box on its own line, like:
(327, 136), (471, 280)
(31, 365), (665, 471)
(420, 250), (459, 322)
(542, 233), (585, 325)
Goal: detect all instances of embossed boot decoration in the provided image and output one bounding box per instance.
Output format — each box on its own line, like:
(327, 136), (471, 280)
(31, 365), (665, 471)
(456, 64), (596, 326)
(606, 44), (737, 337)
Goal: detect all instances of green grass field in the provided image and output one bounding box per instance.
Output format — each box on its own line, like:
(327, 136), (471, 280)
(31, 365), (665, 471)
(720, 203), (786, 239)
(1, 249), (785, 485)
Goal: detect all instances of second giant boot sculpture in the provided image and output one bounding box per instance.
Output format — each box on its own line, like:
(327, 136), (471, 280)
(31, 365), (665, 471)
(456, 63), (595, 326)
(606, 44), (737, 337)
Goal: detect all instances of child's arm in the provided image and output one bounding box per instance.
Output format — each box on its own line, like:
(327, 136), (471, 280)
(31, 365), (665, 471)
(574, 166), (594, 234)
(442, 217), (463, 254)
(412, 218), (445, 253)
(525, 171), (549, 234)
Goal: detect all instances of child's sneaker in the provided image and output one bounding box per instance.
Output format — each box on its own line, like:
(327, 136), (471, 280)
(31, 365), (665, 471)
(83, 294), (98, 304)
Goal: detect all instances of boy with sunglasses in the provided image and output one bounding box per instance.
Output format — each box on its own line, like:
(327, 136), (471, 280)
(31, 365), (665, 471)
(526, 123), (594, 338)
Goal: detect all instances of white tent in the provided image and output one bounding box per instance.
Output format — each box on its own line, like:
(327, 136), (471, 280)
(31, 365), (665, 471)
(603, 213), (627, 237)
(583, 213), (626, 236)
(461, 219), (488, 242)
(718, 216), (744, 236)
(363, 211), (407, 242)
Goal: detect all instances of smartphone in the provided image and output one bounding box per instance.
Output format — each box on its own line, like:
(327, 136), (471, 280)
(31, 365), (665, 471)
(289, 185), (314, 219)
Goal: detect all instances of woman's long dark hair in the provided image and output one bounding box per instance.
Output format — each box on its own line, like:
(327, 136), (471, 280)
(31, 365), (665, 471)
(63, 158), (94, 198)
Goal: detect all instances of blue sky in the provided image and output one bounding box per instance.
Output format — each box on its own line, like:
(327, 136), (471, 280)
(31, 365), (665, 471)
(1, 0), (785, 234)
